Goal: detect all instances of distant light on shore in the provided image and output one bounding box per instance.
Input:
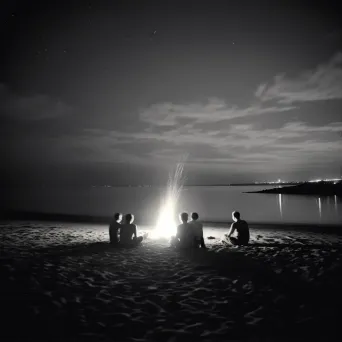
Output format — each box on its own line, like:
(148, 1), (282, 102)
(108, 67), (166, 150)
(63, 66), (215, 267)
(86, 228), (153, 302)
(309, 178), (341, 183)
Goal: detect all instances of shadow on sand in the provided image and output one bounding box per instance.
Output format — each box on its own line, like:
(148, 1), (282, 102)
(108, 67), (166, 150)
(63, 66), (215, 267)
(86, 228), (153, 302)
(31, 241), (141, 258)
(3, 238), (342, 339)
(182, 247), (258, 273)
(247, 242), (342, 249)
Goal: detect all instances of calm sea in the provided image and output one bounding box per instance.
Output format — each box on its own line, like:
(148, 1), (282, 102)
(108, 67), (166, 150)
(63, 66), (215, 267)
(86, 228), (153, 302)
(3, 185), (342, 225)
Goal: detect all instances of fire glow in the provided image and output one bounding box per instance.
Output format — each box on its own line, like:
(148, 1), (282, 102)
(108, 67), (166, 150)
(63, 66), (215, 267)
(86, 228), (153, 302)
(151, 163), (185, 239)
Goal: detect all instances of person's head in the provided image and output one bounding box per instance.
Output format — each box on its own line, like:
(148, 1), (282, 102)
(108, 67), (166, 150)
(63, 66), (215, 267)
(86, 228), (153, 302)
(179, 212), (188, 223)
(232, 211), (240, 222)
(191, 212), (199, 221)
(114, 212), (122, 222)
(125, 213), (134, 224)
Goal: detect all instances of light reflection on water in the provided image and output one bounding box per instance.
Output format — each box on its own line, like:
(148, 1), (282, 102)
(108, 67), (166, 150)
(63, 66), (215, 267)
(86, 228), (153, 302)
(274, 193), (340, 225)
(278, 194), (283, 219)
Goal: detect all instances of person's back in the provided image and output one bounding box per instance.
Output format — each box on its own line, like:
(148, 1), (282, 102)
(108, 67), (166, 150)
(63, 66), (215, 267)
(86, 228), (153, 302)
(120, 223), (136, 244)
(189, 212), (206, 248)
(175, 212), (194, 248)
(120, 213), (143, 246)
(190, 221), (203, 238)
(227, 211), (249, 246)
(109, 213), (122, 244)
(232, 219), (249, 244)
(177, 222), (193, 247)
(177, 222), (189, 241)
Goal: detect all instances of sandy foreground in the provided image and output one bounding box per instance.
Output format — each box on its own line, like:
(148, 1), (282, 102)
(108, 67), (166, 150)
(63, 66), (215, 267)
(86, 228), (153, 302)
(1, 221), (342, 341)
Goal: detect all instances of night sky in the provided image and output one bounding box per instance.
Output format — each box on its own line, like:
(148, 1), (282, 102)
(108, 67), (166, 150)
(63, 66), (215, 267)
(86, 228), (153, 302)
(1, 0), (342, 186)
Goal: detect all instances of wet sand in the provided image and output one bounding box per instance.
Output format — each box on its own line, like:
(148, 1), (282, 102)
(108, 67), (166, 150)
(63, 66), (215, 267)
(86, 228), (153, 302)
(1, 221), (342, 341)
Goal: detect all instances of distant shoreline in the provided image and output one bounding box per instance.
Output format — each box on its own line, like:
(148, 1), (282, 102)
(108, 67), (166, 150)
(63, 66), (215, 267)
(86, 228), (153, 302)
(246, 181), (342, 196)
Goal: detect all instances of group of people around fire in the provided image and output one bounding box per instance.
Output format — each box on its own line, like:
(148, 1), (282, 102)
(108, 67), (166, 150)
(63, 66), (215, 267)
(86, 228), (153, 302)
(109, 210), (249, 248)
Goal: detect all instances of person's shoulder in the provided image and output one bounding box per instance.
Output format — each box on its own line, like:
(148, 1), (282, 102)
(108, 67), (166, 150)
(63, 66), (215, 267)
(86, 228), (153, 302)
(190, 220), (202, 226)
(239, 220), (249, 228)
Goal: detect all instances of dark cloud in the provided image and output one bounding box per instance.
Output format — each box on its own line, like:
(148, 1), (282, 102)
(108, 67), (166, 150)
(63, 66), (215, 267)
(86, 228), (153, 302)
(76, 120), (342, 174)
(0, 83), (73, 121)
(140, 98), (296, 126)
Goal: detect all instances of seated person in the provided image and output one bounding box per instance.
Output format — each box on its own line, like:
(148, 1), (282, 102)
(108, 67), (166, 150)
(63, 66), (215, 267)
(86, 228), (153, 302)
(120, 213), (143, 246)
(189, 212), (206, 248)
(226, 211), (249, 246)
(170, 212), (193, 248)
(109, 212), (122, 244)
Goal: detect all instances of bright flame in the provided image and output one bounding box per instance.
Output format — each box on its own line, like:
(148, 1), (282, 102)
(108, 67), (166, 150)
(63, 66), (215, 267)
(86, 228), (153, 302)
(153, 197), (177, 239)
(151, 162), (186, 239)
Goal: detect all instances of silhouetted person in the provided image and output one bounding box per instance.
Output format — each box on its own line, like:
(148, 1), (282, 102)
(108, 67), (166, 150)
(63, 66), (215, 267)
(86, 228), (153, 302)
(120, 214), (143, 246)
(109, 212), (122, 245)
(189, 212), (206, 248)
(227, 211), (249, 246)
(170, 212), (193, 248)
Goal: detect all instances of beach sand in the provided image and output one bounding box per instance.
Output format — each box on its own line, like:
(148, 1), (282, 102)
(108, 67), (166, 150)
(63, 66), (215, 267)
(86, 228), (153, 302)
(1, 221), (342, 341)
